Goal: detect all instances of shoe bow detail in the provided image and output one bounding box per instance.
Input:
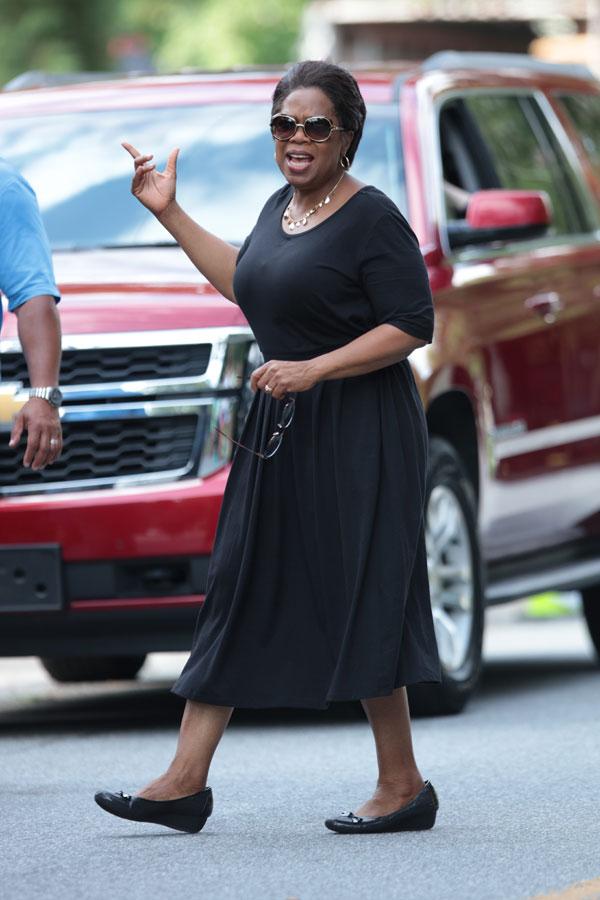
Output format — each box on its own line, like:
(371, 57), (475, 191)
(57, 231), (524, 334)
(94, 786), (213, 834)
(324, 781), (439, 834)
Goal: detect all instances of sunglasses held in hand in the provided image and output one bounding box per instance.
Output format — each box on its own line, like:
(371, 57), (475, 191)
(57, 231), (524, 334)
(215, 393), (296, 461)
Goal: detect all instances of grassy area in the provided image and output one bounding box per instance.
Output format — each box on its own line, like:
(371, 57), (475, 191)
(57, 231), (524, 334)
(523, 592), (581, 619)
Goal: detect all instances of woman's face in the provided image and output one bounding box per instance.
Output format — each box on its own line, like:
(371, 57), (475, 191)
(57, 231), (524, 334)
(272, 86), (351, 192)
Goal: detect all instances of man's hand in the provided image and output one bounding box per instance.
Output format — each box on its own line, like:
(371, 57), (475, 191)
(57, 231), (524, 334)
(9, 397), (62, 470)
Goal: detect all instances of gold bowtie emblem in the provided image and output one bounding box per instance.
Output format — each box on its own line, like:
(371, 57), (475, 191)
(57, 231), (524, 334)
(0, 384), (27, 431)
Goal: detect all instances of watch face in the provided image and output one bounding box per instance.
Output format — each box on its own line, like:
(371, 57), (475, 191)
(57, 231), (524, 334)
(49, 387), (63, 407)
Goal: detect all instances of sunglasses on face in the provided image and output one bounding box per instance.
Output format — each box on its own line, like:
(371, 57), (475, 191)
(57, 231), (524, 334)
(270, 114), (346, 143)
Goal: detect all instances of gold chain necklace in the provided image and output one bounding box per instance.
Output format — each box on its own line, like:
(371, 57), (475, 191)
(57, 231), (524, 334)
(283, 172), (346, 231)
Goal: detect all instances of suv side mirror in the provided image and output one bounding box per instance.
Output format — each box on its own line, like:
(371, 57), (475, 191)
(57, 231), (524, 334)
(447, 189), (552, 249)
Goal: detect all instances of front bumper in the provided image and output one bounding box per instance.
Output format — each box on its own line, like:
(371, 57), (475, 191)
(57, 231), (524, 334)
(0, 471), (228, 653)
(0, 468), (229, 564)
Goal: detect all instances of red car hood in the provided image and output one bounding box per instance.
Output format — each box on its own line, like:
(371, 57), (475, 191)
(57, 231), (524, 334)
(1, 246), (248, 339)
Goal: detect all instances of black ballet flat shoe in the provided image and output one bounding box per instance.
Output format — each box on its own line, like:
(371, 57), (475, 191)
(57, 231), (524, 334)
(94, 786), (213, 834)
(325, 780), (438, 834)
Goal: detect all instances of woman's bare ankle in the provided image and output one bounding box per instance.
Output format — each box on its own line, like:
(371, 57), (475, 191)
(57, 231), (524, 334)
(376, 772), (425, 795)
(136, 768), (207, 801)
(354, 773), (426, 818)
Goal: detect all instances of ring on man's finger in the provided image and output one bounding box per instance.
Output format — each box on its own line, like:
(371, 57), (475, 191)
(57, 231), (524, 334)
(50, 438), (59, 446)
(265, 384), (272, 393)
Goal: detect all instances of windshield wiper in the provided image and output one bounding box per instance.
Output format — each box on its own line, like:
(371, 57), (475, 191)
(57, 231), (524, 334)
(53, 240), (242, 251)
(96, 241), (179, 250)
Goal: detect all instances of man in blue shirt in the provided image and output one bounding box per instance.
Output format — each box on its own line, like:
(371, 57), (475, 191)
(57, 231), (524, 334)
(0, 158), (62, 470)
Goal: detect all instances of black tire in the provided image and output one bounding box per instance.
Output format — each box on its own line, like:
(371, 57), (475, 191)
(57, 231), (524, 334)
(408, 437), (484, 717)
(582, 586), (600, 661)
(40, 654), (147, 683)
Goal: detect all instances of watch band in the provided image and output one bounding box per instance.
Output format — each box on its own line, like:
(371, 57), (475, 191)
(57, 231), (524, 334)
(29, 386), (63, 408)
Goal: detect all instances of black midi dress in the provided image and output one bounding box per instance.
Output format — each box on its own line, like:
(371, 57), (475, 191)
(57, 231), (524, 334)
(172, 184), (442, 709)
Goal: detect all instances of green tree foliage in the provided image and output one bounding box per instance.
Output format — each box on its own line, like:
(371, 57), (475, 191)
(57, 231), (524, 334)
(0, 0), (113, 84)
(0, 0), (308, 85)
(153, 0), (307, 70)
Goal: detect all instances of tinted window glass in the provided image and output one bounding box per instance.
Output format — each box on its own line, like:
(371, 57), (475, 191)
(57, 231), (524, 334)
(559, 93), (600, 181)
(0, 104), (405, 251)
(462, 95), (580, 236)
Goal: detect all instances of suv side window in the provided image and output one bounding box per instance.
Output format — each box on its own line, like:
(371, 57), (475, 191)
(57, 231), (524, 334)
(557, 93), (600, 181)
(439, 94), (583, 239)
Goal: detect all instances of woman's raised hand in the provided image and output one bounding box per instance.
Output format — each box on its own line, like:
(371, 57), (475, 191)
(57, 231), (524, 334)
(122, 142), (179, 217)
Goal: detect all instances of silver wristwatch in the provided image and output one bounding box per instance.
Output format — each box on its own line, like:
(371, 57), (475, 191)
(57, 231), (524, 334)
(29, 386), (64, 408)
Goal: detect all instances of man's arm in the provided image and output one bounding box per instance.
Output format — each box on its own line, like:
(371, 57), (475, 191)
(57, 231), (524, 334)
(9, 296), (62, 469)
(0, 173), (62, 469)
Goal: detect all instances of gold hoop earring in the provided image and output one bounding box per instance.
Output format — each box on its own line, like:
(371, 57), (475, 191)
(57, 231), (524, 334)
(340, 155), (350, 170)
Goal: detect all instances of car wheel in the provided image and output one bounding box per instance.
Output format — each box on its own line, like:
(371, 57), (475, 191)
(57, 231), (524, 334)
(40, 654), (147, 683)
(408, 437), (484, 716)
(581, 586), (600, 660)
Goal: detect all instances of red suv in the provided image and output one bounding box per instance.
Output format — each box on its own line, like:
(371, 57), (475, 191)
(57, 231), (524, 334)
(1, 52), (600, 715)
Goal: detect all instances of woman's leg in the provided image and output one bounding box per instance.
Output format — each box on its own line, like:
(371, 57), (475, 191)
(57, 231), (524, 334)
(137, 700), (233, 801)
(356, 687), (426, 817)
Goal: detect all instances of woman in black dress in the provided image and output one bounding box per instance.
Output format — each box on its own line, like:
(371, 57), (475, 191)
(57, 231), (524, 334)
(95, 60), (441, 836)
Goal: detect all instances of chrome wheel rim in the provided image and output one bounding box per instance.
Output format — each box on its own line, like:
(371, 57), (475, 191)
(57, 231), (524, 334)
(426, 484), (475, 674)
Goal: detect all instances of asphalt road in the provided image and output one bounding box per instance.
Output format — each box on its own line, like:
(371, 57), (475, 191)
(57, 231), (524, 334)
(1, 602), (599, 900)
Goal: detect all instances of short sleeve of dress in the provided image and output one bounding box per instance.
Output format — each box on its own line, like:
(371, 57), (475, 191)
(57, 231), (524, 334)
(360, 208), (434, 344)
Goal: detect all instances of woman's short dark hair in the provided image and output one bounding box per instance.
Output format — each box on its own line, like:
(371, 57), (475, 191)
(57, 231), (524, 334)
(271, 60), (367, 165)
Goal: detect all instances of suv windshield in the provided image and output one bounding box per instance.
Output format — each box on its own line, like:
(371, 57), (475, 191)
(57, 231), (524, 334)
(0, 103), (406, 251)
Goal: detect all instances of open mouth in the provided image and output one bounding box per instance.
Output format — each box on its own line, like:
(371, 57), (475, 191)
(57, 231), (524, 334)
(285, 152), (314, 172)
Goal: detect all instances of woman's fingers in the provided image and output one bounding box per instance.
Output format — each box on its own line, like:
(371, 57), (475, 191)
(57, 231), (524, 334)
(165, 148), (180, 175)
(252, 360), (318, 397)
(253, 367), (279, 394)
(131, 165), (151, 193)
(121, 143), (154, 175)
(123, 141), (178, 173)
(253, 362), (287, 391)
(250, 363), (268, 392)
(122, 141), (141, 159)
(132, 156), (154, 175)
(254, 367), (286, 399)
(123, 141), (176, 214)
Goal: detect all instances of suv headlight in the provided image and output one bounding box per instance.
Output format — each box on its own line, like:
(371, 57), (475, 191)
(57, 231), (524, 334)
(198, 397), (238, 477)
(198, 339), (262, 478)
(238, 341), (263, 435)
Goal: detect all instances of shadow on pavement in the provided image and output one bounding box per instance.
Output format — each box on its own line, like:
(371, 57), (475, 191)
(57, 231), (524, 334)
(0, 680), (364, 732)
(0, 655), (597, 732)
(476, 656), (597, 702)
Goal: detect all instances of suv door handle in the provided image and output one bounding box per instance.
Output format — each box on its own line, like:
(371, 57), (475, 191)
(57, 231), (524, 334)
(524, 291), (563, 324)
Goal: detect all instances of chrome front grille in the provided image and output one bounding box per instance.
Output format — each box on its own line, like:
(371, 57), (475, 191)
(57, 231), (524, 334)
(0, 343), (212, 386)
(1, 413), (198, 490)
(0, 327), (254, 495)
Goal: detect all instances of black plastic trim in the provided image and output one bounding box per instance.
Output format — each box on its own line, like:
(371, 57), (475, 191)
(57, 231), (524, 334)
(0, 606), (200, 656)
(66, 555), (210, 601)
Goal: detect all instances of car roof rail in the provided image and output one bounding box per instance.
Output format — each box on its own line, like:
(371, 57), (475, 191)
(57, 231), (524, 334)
(422, 51), (596, 82)
(2, 70), (151, 91)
